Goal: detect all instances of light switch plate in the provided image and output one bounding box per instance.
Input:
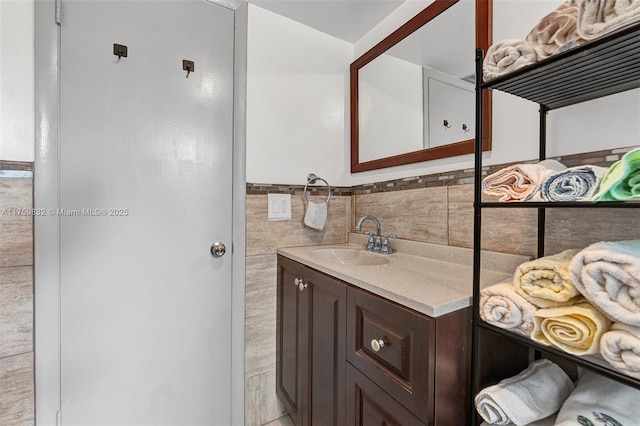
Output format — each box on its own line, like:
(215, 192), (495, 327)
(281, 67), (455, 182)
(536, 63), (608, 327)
(267, 193), (291, 220)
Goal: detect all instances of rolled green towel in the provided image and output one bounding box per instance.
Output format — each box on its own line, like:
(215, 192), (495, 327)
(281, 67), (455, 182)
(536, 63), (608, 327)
(593, 148), (640, 201)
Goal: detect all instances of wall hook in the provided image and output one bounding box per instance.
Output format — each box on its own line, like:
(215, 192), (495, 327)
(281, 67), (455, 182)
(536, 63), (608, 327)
(443, 119), (451, 129)
(113, 44), (128, 63)
(183, 60), (195, 78)
(462, 123), (470, 133)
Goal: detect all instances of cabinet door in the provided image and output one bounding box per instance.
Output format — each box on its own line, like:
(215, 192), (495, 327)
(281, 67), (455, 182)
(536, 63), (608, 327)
(277, 256), (346, 426)
(346, 363), (427, 426)
(304, 265), (347, 426)
(276, 258), (305, 425)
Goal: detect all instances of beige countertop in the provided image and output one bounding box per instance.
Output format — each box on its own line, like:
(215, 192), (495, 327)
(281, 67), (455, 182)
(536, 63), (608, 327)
(277, 234), (530, 317)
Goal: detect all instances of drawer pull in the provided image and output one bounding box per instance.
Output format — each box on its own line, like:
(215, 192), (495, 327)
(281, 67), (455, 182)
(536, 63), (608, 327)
(370, 338), (385, 352)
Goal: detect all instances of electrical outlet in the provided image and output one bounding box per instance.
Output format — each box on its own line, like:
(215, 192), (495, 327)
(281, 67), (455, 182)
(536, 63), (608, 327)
(267, 193), (291, 220)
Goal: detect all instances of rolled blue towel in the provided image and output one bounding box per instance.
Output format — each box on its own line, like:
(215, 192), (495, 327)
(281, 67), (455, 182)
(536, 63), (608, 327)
(541, 165), (607, 202)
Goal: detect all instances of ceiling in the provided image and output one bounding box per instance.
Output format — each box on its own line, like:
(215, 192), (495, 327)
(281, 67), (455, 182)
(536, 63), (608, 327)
(248, 0), (405, 43)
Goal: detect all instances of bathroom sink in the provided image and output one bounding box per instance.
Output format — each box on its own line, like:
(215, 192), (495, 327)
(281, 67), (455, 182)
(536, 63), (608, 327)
(309, 248), (391, 266)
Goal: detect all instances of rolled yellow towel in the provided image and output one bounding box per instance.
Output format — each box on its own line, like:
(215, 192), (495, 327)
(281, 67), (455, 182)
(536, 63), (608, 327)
(532, 302), (611, 355)
(514, 249), (583, 308)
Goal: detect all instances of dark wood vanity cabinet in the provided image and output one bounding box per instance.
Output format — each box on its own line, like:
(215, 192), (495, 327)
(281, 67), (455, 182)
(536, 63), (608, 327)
(276, 256), (471, 426)
(347, 287), (472, 426)
(276, 256), (347, 426)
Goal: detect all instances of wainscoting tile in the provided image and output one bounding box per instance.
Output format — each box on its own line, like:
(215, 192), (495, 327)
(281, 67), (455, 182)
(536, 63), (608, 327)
(0, 352), (34, 426)
(246, 255), (278, 320)
(0, 266), (33, 358)
(448, 185), (538, 257)
(245, 368), (287, 426)
(0, 179), (33, 268)
(354, 187), (448, 244)
(245, 310), (276, 378)
(246, 195), (349, 257)
(545, 208), (640, 253)
(263, 414), (294, 426)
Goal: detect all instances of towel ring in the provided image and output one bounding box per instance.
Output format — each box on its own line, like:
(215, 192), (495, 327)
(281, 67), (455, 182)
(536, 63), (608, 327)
(304, 173), (331, 204)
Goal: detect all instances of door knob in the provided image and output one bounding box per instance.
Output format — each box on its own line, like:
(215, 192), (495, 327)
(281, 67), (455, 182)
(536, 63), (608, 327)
(370, 338), (385, 352)
(210, 242), (226, 257)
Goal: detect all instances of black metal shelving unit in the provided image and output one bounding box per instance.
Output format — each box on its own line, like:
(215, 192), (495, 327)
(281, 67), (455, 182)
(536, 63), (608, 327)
(471, 22), (640, 424)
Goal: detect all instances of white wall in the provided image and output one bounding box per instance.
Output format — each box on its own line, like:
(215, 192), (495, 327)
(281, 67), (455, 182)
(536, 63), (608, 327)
(0, 0), (34, 162)
(359, 53), (423, 162)
(245, 4), (353, 186)
(348, 0), (640, 185)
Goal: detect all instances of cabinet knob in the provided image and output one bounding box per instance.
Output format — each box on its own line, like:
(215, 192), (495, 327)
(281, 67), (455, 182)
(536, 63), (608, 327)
(294, 278), (301, 286)
(298, 282), (308, 291)
(370, 338), (385, 352)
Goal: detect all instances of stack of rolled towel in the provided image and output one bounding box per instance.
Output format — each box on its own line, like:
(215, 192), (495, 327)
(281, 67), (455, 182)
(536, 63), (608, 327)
(480, 239), (640, 378)
(476, 363), (640, 425)
(484, 0), (640, 81)
(570, 239), (640, 377)
(481, 249), (611, 357)
(482, 147), (640, 203)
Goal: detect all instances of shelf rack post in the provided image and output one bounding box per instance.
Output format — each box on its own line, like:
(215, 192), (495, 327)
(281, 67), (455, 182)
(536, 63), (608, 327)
(470, 47), (484, 426)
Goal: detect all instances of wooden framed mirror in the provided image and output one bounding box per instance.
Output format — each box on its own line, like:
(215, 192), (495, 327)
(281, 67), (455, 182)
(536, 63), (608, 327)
(350, 0), (492, 173)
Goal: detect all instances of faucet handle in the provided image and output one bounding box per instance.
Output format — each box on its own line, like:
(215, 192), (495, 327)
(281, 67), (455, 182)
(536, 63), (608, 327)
(380, 235), (396, 254)
(363, 231), (375, 251)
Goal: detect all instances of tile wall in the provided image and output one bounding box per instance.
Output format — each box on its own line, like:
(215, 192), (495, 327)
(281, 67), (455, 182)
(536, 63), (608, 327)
(0, 163), (34, 426)
(244, 188), (352, 425)
(246, 145), (640, 425)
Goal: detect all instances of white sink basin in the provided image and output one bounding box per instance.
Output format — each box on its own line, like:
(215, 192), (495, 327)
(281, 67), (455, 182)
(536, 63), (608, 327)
(309, 248), (391, 266)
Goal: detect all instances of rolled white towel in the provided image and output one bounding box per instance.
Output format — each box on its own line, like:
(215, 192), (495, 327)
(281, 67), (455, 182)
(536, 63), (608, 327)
(555, 371), (640, 425)
(569, 240), (640, 326)
(475, 359), (574, 426)
(480, 413), (557, 426)
(600, 322), (640, 379)
(514, 249), (583, 308)
(483, 39), (538, 81)
(532, 302), (611, 356)
(540, 165), (608, 202)
(482, 160), (566, 202)
(576, 0), (640, 40)
(480, 282), (538, 336)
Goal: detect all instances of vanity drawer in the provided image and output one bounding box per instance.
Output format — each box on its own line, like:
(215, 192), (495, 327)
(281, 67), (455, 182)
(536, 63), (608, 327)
(347, 287), (435, 424)
(346, 363), (428, 426)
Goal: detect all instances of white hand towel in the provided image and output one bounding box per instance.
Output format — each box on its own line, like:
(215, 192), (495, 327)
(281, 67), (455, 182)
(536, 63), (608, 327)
(555, 371), (640, 425)
(474, 359), (574, 426)
(480, 282), (538, 337)
(304, 201), (327, 230)
(600, 322), (640, 379)
(569, 240), (640, 326)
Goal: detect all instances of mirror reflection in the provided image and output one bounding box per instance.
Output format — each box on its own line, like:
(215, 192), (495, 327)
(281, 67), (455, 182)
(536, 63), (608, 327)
(351, 0), (492, 173)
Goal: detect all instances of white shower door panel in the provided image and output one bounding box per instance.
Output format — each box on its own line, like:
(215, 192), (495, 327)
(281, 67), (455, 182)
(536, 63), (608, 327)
(59, 1), (234, 424)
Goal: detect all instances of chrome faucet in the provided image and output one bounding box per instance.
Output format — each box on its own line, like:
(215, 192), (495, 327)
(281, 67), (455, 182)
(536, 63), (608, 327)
(355, 215), (395, 254)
